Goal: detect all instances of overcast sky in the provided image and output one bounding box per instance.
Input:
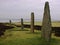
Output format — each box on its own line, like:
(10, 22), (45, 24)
(0, 0), (60, 21)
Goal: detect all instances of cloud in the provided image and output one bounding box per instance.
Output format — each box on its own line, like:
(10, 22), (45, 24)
(0, 0), (60, 21)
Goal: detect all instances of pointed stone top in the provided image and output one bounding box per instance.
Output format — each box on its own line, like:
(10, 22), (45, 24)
(44, 1), (50, 11)
(21, 18), (23, 19)
(45, 1), (49, 7)
(31, 12), (34, 15)
(45, 1), (49, 4)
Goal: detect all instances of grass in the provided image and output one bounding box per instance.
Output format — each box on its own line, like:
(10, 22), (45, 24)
(0, 27), (60, 45)
(13, 21), (60, 27)
(0, 22), (60, 45)
(0, 27), (41, 45)
(52, 22), (60, 27)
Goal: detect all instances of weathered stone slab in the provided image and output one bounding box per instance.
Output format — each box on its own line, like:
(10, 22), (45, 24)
(31, 12), (34, 33)
(41, 1), (52, 42)
(21, 18), (24, 30)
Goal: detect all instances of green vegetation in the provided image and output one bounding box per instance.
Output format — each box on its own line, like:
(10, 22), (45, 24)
(0, 22), (60, 45)
(24, 21), (60, 27)
(0, 26), (60, 45)
(13, 21), (60, 27)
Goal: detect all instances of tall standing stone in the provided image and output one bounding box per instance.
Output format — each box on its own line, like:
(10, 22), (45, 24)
(31, 12), (34, 33)
(9, 20), (11, 24)
(21, 18), (24, 30)
(41, 2), (52, 42)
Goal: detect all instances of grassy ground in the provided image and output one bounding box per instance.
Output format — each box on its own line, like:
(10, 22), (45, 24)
(13, 21), (60, 27)
(24, 21), (60, 27)
(0, 22), (60, 45)
(0, 26), (60, 45)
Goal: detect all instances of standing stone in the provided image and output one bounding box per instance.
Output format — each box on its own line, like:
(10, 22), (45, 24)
(21, 18), (24, 30)
(31, 12), (34, 33)
(9, 20), (11, 24)
(41, 2), (52, 42)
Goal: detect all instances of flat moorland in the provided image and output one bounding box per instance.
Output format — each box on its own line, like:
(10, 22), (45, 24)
(13, 21), (60, 27)
(0, 22), (60, 45)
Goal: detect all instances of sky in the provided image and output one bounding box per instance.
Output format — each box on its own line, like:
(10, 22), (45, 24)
(0, 0), (60, 21)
